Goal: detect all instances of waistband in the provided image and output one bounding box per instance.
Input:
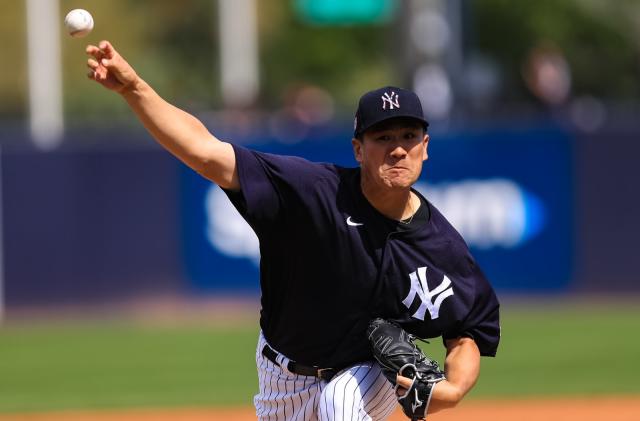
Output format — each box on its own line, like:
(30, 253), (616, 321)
(261, 343), (338, 382)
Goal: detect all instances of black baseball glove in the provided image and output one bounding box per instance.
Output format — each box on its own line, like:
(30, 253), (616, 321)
(367, 318), (445, 420)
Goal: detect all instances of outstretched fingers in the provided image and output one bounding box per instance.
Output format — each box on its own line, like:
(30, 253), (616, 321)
(86, 56), (111, 82)
(87, 58), (99, 69)
(86, 41), (116, 62)
(98, 40), (116, 59)
(86, 42), (114, 81)
(85, 44), (99, 55)
(84, 40), (137, 92)
(86, 45), (104, 63)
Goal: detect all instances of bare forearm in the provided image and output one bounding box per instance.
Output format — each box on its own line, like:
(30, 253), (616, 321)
(121, 78), (235, 183)
(86, 40), (238, 187)
(428, 337), (481, 413)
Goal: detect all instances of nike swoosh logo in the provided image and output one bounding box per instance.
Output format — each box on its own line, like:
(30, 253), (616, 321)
(346, 216), (364, 227)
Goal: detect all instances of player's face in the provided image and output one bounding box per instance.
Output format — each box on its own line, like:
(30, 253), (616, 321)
(352, 119), (429, 190)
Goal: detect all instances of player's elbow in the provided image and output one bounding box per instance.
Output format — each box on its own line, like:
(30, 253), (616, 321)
(449, 388), (465, 407)
(441, 387), (464, 408)
(190, 141), (239, 189)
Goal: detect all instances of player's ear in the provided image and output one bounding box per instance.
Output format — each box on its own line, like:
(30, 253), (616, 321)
(352, 137), (363, 164)
(422, 133), (430, 161)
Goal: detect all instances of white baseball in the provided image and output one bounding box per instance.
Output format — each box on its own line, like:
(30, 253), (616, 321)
(64, 9), (94, 38)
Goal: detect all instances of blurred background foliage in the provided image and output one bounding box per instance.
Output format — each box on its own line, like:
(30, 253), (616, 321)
(1, 0), (639, 126)
(471, 0), (640, 101)
(0, 1), (28, 120)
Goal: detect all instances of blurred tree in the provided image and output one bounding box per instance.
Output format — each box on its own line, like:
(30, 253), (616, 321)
(61, 0), (217, 127)
(470, 0), (640, 103)
(0, 2), (28, 120)
(258, 1), (398, 112)
(2, 0), (640, 128)
(61, 0), (148, 126)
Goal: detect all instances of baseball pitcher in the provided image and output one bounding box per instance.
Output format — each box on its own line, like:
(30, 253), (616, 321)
(86, 40), (500, 421)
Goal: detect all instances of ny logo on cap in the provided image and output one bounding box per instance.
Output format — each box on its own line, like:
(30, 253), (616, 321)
(381, 91), (400, 110)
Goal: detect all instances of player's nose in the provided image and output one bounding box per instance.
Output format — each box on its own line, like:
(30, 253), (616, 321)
(389, 142), (408, 158)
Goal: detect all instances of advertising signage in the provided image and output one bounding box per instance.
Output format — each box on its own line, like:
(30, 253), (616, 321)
(181, 126), (573, 293)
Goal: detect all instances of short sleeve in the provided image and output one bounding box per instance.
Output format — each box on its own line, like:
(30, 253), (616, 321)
(222, 144), (332, 237)
(443, 264), (501, 357)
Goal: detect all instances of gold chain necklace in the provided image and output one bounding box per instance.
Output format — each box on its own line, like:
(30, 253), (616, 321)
(399, 195), (416, 225)
(399, 213), (415, 225)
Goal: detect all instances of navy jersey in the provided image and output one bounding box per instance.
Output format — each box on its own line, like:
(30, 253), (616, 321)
(223, 145), (500, 368)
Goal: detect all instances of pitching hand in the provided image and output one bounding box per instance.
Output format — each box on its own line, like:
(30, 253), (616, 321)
(86, 40), (138, 93)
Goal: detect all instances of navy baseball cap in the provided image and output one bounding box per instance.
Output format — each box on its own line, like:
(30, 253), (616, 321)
(353, 86), (429, 137)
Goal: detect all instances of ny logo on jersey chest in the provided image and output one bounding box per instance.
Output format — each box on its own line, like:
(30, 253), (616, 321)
(402, 266), (454, 320)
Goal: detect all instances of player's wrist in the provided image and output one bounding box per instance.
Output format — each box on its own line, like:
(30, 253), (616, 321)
(120, 76), (146, 98)
(429, 380), (463, 410)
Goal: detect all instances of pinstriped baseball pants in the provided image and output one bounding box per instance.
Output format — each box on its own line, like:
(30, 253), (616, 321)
(254, 332), (397, 421)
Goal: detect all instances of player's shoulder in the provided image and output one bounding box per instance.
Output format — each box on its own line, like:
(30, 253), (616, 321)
(428, 200), (468, 248)
(425, 198), (478, 275)
(233, 143), (347, 183)
(418, 196), (459, 242)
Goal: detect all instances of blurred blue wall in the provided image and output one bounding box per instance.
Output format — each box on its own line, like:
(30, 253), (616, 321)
(1, 123), (638, 308)
(2, 139), (182, 307)
(574, 130), (640, 292)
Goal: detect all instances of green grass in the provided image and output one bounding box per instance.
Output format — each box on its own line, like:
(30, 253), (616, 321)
(0, 323), (260, 413)
(467, 301), (640, 398)
(0, 300), (639, 413)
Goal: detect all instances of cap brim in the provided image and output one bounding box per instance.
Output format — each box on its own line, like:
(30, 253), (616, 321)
(356, 114), (429, 137)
